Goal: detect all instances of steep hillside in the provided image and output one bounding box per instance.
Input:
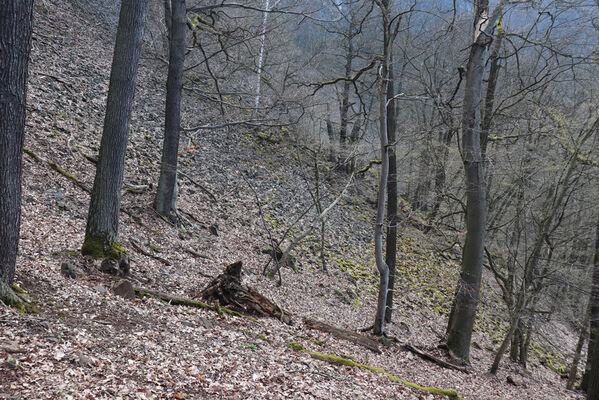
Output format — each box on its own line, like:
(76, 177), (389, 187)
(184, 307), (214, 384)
(0, 1), (584, 399)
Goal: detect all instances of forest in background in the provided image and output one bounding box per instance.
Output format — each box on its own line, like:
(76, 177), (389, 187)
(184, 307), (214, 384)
(2, 0), (599, 398)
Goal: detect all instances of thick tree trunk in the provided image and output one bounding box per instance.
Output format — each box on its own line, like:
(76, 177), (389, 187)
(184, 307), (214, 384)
(446, 9), (489, 362)
(588, 333), (599, 399)
(155, 0), (186, 217)
(82, 0), (147, 259)
(0, 0), (34, 285)
(583, 213), (599, 391)
(385, 53), (398, 324)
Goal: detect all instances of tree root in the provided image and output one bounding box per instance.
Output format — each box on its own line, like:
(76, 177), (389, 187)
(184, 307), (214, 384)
(199, 261), (293, 324)
(0, 282), (39, 314)
(287, 342), (465, 399)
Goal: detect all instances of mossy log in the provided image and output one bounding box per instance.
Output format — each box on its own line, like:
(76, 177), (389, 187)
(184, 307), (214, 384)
(199, 261), (293, 324)
(134, 287), (258, 322)
(304, 317), (381, 354)
(287, 342), (464, 399)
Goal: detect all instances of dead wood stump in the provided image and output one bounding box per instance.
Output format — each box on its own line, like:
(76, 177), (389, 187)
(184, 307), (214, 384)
(198, 261), (292, 324)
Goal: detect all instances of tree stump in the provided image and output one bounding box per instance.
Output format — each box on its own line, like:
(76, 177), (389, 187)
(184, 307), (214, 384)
(198, 261), (292, 324)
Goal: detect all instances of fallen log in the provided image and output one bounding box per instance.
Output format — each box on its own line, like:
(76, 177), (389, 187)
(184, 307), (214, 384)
(403, 344), (469, 373)
(303, 317), (381, 354)
(287, 342), (463, 399)
(198, 261), (293, 325)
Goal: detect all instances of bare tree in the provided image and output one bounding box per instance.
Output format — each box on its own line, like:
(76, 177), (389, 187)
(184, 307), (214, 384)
(155, 0), (186, 218)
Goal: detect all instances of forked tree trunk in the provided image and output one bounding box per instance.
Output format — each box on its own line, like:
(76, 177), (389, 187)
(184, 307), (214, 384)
(0, 0), (34, 285)
(82, 0), (147, 259)
(447, 0), (507, 362)
(155, 0), (186, 217)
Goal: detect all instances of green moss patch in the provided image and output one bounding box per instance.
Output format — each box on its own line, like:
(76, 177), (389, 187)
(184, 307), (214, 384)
(287, 342), (464, 399)
(81, 235), (126, 260)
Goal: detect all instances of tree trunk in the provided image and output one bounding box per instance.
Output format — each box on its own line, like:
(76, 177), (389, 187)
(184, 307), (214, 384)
(373, 0), (391, 336)
(385, 52), (398, 324)
(446, 0), (492, 362)
(519, 318), (532, 368)
(480, 33), (502, 160)
(0, 0), (34, 285)
(583, 213), (599, 391)
(588, 331), (599, 400)
(253, 0), (272, 114)
(82, 0), (147, 259)
(428, 127), (454, 225)
(339, 14), (356, 146)
(155, 0), (186, 217)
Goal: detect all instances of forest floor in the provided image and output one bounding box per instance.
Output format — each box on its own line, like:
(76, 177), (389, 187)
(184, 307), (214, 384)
(0, 1), (586, 399)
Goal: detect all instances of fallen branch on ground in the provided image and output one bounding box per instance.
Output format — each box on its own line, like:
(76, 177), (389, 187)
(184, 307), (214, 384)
(287, 342), (464, 399)
(303, 318), (381, 354)
(129, 239), (172, 266)
(403, 343), (469, 373)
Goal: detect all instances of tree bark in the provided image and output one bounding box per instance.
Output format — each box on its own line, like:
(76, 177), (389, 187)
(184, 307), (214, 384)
(583, 213), (599, 391)
(339, 12), (356, 146)
(0, 0), (34, 284)
(82, 0), (147, 258)
(385, 52), (398, 324)
(588, 326), (599, 399)
(373, 0), (391, 336)
(447, 0), (504, 362)
(155, 0), (186, 217)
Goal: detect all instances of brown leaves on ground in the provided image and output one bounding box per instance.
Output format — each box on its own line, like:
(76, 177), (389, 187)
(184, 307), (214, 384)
(0, 1), (584, 399)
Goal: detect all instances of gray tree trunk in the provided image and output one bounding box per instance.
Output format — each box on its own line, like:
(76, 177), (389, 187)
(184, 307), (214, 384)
(82, 0), (147, 259)
(0, 0), (34, 284)
(155, 0), (186, 217)
(339, 14), (356, 146)
(447, 0), (506, 362)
